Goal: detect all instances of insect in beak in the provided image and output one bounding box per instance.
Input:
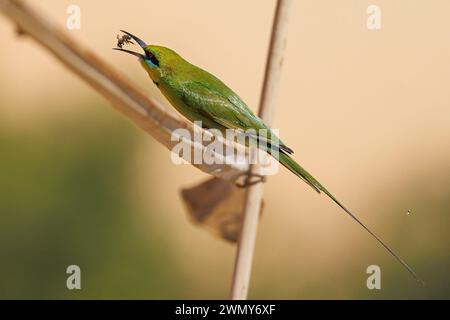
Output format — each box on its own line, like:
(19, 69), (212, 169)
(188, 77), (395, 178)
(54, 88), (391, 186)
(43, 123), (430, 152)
(113, 30), (147, 59)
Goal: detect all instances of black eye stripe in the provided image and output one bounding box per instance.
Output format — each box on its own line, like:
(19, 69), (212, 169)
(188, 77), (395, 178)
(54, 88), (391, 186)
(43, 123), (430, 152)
(146, 51), (160, 66)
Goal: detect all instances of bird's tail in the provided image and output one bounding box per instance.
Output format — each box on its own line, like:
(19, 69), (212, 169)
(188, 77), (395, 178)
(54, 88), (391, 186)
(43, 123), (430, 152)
(278, 151), (421, 283)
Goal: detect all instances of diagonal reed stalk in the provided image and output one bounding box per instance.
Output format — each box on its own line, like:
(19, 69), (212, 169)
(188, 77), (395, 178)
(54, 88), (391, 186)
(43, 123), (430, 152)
(0, 0), (249, 182)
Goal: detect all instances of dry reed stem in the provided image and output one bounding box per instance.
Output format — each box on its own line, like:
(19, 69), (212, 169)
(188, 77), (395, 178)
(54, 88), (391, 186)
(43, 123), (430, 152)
(230, 0), (293, 300)
(0, 0), (248, 182)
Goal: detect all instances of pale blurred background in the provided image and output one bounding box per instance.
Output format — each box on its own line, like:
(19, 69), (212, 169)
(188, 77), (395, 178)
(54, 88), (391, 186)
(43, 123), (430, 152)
(0, 0), (449, 299)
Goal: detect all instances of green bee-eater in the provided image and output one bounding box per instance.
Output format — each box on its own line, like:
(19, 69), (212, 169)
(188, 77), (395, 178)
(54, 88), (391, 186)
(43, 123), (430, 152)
(114, 30), (419, 281)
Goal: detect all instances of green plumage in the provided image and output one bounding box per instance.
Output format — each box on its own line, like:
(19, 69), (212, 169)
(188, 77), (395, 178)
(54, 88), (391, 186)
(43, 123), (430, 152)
(115, 32), (419, 282)
(141, 46), (348, 196)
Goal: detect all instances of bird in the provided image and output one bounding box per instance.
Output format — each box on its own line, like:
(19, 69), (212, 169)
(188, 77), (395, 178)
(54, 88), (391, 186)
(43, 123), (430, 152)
(114, 30), (420, 282)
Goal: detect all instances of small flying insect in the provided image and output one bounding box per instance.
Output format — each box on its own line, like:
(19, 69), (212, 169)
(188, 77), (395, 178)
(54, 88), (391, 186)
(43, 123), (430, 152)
(116, 33), (133, 49)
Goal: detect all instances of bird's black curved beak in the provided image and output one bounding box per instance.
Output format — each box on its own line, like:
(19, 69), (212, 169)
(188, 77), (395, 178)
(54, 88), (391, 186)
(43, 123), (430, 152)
(113, 30), (147, 59)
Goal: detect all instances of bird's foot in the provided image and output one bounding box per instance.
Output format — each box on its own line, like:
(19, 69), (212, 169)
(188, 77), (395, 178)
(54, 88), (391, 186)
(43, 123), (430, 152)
(235, 172), (266, 188)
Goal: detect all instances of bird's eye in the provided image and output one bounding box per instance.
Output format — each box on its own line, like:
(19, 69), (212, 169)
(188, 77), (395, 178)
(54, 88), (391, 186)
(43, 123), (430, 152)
(145, 51), (160, 67)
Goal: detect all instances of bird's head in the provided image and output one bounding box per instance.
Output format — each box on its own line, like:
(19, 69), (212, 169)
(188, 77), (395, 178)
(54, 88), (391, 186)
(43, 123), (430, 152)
(113, 30), (182, 83)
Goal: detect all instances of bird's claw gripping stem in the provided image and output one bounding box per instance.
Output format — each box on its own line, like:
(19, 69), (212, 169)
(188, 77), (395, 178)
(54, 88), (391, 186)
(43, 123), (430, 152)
(235, 172), (266, 188)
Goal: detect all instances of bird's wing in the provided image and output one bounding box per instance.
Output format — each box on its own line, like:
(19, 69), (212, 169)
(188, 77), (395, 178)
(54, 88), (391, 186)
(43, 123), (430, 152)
(180, 81), (257, 130)
(180, 81), (294, 154)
